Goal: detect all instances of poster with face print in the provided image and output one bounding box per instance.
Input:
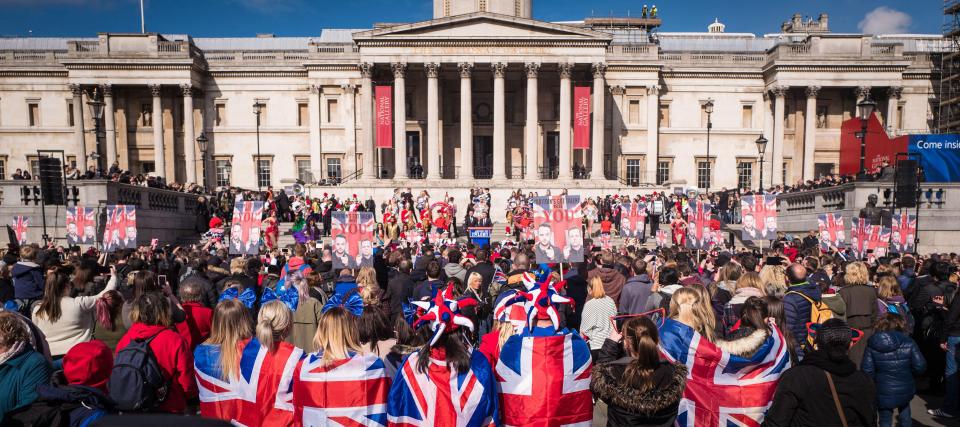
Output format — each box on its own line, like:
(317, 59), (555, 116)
(230, 201), (263, 255)
(102, 205), (137, 252)
(331, 211), (375, 270)
(740, 195), (777, 241)
(66, 206), (97, 245)
(531, 195), (583, 264)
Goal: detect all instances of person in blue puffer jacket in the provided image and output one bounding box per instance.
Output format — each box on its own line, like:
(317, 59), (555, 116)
(862, 313), (927, 427)
(782, 264), (821, 357)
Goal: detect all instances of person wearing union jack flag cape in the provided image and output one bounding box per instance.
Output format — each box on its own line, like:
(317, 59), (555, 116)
(194, 298), (304, 427)
(388, 285), (499, 427)
(495, 275), (593, 427)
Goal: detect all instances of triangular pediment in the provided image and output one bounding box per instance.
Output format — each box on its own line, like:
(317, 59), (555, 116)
(353, 12), (612, 42)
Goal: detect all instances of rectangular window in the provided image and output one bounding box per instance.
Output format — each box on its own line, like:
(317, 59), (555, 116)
(628, 100), (640, 124)
(741, 105), (753, 128)
(141, 162), (155, 174)
(0, 157), (6, 180)
(896, 104), (904, 130)
(785, 104), (794, 129)
(296, 158), (312, 183)
(66, 156), (77, 169)
(67, 101), (75, 127)
(816, 105), (828, 129)
(697, 160), (712, 189)
(28, 102), (39, 127)
(626, 159), (641, 185)
(297, 103), (309, 127)
(814, 162), (834, 178)
(737, 161), (753, 190)
(659, 104), (670, 128)
(27, 156), (40, 178)
(215, 159), (231, 187)
(783, 161), (790, 185)
(214, 103), (226, 127)
(141, 103), (153, 127)
(656, 160), (671, 185)
(326, 157), (342, 180)
(256, 158), (271, 188)
(326, 99), (338, 124)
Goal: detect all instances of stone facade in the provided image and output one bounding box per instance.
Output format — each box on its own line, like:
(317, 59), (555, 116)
(0, 6), (945, 191)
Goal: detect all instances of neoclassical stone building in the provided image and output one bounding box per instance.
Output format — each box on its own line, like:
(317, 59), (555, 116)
(0, 0), (945, 191)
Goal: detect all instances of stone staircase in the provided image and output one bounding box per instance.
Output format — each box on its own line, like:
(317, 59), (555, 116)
(276, 222), (298, 248)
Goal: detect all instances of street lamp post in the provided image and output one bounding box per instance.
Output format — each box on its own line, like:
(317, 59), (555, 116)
(196, 132), (208, 188)
(704, 99), (714, 192)
(755, 134), (768, 193)
(253, 102), (262, 192)
(857, 96), (877, 177)
(87, 87), (105, 175)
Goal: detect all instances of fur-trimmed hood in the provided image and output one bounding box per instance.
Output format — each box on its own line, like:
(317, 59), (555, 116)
(591, 361), (687, 415)
(714, 328), (769, 358)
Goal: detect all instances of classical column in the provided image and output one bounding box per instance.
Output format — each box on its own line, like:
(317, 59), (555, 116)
(887, 86), (903, 132)
(102, 84), (117, 168)
(181, 84), (197, 184)
(645, 85), (660, 184)
(342, 84), (358, 176)
(308, 84), (322, 180)
(360, 63), (376, 179)
(492, 62), (507, 180)
(425, 63), (441, 180)
(524, 62), (540, 181)
(771, 86), (787, 186)
(803, 85), (820, 181)
(459, 63), (473, 180)
(70, 85), (87, 170)
(610, 85), (625, 180)
(149, 84), (165, 178)
(392, 63), (407, 179)
(558, 63), (574, 180)
(590, 62), (607, 180)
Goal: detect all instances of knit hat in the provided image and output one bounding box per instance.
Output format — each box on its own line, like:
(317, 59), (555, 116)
(63, 340), (113, 392)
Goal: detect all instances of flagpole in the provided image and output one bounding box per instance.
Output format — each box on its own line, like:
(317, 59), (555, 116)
(140, 0), (145, 33)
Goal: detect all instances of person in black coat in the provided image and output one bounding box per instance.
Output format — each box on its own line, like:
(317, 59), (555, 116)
(466, 248), (495, 297)
(862, 313), (926, 426)
(590, 316), (686, 427)
(763, 318), (877, 427)
(384, 259), (413, 321)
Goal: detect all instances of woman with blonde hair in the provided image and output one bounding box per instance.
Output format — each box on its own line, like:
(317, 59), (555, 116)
(669, 287), (716, 342)
(581, 276), (619, 359)
(759, 264), (788, 297)
(839, 261), (879, 366)
(356, 266), (381, 304)
(293, 307), (391, 426)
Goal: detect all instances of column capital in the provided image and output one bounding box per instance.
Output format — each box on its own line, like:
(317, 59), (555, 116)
(149, 84), (162, 97)
(592, 62), (607, 79)
(424, 62), (440, 78)
(100, 84), (113, 97)
(770, 85), (788, 98)
(359, 62), (374, 79)
(391, 62), (407, 79)
(887, 86), (903, 99)
(524, 62), (540, 78)
(646, 84), (661, 96)
(855, 85), (872, 99)
(69, 84), (83, 96)
(340, 83), (357, 93)
(558, 63), (575, 79)
(180, 83), (194, 98)
(491, 62), (508, 78)
(805, 85), (820, 98)
(609, 85), (625, 96)
(309, 84), (320, 94)
(458, 62), (473, 78)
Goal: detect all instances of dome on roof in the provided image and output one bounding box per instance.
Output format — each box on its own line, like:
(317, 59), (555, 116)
(708, 18), (726, 33)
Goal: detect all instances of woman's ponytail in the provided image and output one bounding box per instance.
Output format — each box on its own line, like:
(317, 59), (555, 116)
(257, 300), (293, 353)
(620, 316), (660, 394)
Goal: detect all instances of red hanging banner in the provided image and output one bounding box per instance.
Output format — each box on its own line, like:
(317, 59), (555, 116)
(375, 85), (393, 148)
(573, 86), (591, 150)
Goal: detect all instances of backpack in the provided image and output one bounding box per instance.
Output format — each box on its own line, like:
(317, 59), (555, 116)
(880, 300), (916, 334)
(786, 291), (834, 347)
(108, 331), (169, 412)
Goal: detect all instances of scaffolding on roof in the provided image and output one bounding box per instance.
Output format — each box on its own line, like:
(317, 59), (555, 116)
(939, 0), (960, 133)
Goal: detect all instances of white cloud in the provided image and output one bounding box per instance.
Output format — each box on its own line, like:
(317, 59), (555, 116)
(858, 6), (912, 35)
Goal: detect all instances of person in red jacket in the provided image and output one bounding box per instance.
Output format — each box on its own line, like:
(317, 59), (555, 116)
(175, 281), (213, 352)
(115, 292), (196, 414)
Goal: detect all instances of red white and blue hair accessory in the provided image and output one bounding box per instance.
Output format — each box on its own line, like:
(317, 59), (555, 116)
(260, 285), (299, 311)
(502, 276), (573, 332)
(412, 286), (478, 346)
(322, 288), (363, 317)
(219, 287), (256, 309)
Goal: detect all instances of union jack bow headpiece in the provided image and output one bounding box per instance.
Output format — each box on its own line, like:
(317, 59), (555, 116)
(502, 276), (573, 332)
(322, 288), (364, 317)
(411, 285), (478, 346)
(260, 285), (299, 311)
(219, 287), (256, 309)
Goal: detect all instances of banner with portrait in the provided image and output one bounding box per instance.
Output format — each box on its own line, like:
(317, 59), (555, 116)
(102, 205), (137, 252)
(331, 211), (375, 270)
(849, 218), (870, 259)
(230, 201), (264, 255)
(866, 225), (892, 258)
(891, 213), (917, 254)
(740, 195), (777, 241)
(685, 201), (713, 251)
(66, 206), (97, 246)
(531, 195), (583, 263)
(620, 202), (647, 239)
(817, 213), (845, 251)
(8, 216), (28, 246)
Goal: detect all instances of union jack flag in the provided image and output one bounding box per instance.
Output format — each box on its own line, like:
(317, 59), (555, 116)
(620, 202), (647, 239)
(495, 329), (593, 427)
(530, 195), (583, 263)
(892, 213), (917, 254)
(658, 318), (791, 427)
(686, 201), (713, 251)
(817, 213), (845, 251)
(388, 350), (498, 427)
(656, 229), (668, 247)
(65, 206), (96, 245)
(866, 224), (892, 258)
(294, 351), (390, 427)
(740, 195), (777, 241)
(850, 218), (870, 259)
(194, 338), (304, 427)
(9, 216), (28, 245)
(102, 205), (137, 252)
(231, 201), (264, 255)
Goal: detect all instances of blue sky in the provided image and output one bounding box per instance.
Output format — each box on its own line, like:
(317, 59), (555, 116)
(0, 0), (943, 37)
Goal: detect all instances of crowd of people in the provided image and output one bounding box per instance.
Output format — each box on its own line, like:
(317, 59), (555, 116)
(1, 180), (957, 427)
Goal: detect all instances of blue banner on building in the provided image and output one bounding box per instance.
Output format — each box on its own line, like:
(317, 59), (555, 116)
(909, 134), (960, 182)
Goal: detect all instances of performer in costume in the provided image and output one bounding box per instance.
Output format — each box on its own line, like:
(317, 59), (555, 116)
(262, 211), (279, 250)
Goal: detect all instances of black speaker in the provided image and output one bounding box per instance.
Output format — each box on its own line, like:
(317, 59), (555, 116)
(38, 157), (65, 205)
(895, 159), (919, 208)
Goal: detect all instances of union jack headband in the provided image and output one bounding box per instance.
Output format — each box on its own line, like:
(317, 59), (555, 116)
(411, 286), (478, 346)
(503, 276), (573, 332)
